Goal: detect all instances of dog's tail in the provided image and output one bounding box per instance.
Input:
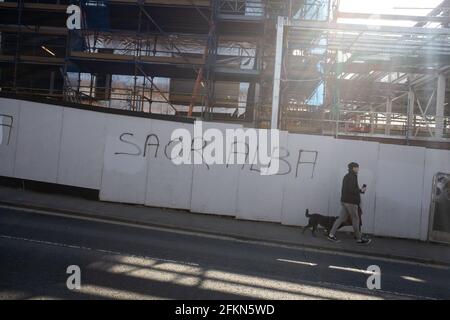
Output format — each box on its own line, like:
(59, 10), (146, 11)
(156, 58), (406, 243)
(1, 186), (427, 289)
(305, 209), (311, 217)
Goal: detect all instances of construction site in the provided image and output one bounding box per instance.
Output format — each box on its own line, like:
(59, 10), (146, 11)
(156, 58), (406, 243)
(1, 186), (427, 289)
(1, 0), (450, 301)
(0, 0), (448, 146)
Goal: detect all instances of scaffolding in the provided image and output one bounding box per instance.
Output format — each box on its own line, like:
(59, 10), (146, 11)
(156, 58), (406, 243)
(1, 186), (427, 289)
(272, 0), (450, 144)
(1, 0), (283, 121)
(1, 0), (449, 145)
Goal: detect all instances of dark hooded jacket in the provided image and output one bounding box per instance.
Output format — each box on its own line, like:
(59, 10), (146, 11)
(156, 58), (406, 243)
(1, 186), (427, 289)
(341, 170), (363, 204)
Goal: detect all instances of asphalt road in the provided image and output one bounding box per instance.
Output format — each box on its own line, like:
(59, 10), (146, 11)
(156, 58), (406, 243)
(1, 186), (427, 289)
(0, 207), (449, 300)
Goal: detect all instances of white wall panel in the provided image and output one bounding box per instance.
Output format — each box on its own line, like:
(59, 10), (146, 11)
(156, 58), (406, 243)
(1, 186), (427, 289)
(236, 131), (288, 223)
(190, 122), (242, 216)
(14, 101), (63, 183)
(100, 115), (151, 204)
(374, 144), (426, 239)
(281, 134), (335, 227)
(145, 119), (194, 210)
(57, 108), (107, 189)
(0, 98), (21, 177)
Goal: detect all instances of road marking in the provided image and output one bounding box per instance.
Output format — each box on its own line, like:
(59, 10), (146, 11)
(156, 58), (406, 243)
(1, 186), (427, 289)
(401, 275), (426, 283)
(277, 258), (318, 266)
(0, 234), (199, 267)
(0, 232), (438, 300)
(317, 281), (436, 300)
(0, 234), (106, 253)
(0, 203), (448, 270)
(329, 265), (376, 275)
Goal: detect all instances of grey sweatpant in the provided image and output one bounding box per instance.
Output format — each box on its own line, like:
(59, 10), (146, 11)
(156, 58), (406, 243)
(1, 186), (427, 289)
(329, 202), (362, 240)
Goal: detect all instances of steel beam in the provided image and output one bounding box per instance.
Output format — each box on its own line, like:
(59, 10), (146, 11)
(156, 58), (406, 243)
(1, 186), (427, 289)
(385, 98), (392, 135)
(407, 87), (415, 138)
(271, 16), (285, 129)
(436, 73), (446, 138)
(337, 11), (450, 24)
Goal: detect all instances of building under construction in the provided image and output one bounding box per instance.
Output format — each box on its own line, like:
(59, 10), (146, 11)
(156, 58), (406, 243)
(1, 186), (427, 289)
(1, 0), (449, 146)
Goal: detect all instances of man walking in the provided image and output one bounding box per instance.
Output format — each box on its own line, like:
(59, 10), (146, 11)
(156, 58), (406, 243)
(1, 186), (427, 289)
(327, 162), (371, 244)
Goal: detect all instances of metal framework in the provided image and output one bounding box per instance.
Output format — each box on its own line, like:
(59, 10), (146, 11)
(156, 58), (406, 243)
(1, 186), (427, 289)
(1, 0), (279, 121)
(1, 0), (449, 145)
(267, 0), (450, 145)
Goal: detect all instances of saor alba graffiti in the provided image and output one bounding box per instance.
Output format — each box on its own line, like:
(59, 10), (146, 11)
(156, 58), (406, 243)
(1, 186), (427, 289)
(114, 131), (319, 178)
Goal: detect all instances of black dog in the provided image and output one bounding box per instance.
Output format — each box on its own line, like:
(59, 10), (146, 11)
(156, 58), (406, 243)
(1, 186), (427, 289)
(302, 208), (363, 237)
(302, 209), (337, 236)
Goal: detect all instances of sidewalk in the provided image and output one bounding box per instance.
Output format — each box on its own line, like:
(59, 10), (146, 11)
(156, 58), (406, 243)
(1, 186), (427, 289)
(1, 185), (449, 267)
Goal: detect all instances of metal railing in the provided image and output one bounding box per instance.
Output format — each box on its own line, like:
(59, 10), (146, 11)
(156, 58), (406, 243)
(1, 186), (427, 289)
(0, 84), (254, 118)
(72, 33), (258, 71)
(218, 0), (290, 17)
(219, 0), (265, 16)
(257, 106), (450, 140)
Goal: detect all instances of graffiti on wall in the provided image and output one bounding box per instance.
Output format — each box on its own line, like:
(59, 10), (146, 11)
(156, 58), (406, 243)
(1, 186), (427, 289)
(113, 131), (319, 178)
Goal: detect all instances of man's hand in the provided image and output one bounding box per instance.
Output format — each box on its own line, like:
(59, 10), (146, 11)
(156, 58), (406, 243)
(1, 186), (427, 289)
(361, 185), (367, 193)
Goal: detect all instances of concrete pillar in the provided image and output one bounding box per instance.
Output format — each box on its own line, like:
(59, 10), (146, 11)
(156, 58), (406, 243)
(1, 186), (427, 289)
(370, 106), (375, 134)
(407, 88), (415, 137)
(385, 97), (392, 135)
(49, 71), (55, 95)
(271, 16), (285, 130)
(435, 74), (446, 138)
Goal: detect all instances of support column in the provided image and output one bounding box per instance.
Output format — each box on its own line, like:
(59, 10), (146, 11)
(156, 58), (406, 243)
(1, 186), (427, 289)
(407, 87), (415, 138)
(436, 73), (446, 138)
(271, 16), (285, 130)
(370, 106), (375, 135)
(385, 97), (392, 135)
(49, 71), (55, 95)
